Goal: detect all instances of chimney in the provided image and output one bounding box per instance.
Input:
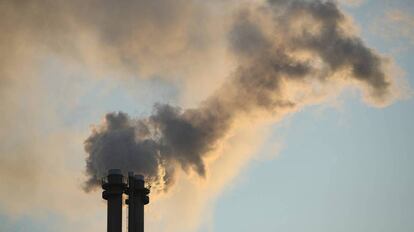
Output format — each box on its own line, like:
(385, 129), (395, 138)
(125, 172), (150, 232)
(102, 169), (127, 232)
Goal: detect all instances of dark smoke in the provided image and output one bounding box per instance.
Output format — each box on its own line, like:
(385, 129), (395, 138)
(84, 102), (232, 192)
(271, 0), (390, 98)
(84, 0), (395, 192)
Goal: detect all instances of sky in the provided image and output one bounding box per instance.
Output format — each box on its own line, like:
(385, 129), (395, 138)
(0, 0), (413, 232)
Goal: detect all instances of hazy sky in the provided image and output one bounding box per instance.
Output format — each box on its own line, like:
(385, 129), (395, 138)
(0, 0), (413, 232)
(211, 1), (414, 232)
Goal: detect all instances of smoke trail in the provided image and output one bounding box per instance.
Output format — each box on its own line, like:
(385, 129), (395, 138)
(84, 0), (397, 192)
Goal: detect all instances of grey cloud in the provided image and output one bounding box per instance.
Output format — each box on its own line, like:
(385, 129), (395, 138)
(0, 0), (217, 78)
(268, 0), (391, 98)
(81, 0), (397, 191)
(84, 102), (232, 192)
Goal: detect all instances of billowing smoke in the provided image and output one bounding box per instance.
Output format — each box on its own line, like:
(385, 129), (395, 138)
(84, 102), (231, 192)
(84, 0), (397, 192)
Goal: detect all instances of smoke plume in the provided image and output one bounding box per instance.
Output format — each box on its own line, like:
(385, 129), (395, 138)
(84, 0), (398, 192)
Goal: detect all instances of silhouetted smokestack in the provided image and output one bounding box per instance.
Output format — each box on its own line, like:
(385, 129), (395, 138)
(102, 169), (126, 232)
(126, 172), (150, 232)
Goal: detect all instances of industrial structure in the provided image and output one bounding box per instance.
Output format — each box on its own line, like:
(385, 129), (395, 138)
(102, 169), (150, 232)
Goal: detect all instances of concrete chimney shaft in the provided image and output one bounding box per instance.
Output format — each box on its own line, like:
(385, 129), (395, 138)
(102, 169), (126, 232)
(126, 172), (150, 232)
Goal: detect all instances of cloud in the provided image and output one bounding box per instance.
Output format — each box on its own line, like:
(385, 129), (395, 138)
(84, 0), (400, 194)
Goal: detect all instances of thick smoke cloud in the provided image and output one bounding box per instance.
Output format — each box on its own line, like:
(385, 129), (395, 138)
(0, 0), (218, 80)
(273, 0), (390, 99)
(84, 0), (397, 192)
(85, 102), (233, 192)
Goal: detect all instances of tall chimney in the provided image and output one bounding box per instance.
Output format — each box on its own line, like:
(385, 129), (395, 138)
(102, 169), (126, 232)
(126, 172), (150, 232)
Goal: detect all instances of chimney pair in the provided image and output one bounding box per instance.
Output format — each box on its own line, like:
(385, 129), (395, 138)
(102, 169), (150, 232)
